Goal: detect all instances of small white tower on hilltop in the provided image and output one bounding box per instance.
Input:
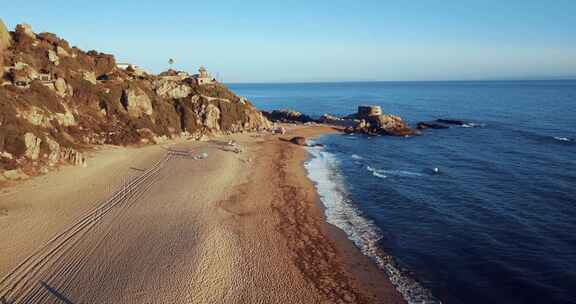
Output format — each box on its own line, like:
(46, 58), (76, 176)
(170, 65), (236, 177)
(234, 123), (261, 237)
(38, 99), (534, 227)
(199, 66), (208, 78)
(195, 66), (215, 85)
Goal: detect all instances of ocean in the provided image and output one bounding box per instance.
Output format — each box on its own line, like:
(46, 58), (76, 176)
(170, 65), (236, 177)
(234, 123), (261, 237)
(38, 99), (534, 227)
(229, 81), (576, 304)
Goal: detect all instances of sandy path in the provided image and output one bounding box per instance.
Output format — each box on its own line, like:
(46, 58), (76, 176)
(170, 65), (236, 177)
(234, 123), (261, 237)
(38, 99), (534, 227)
(0, 127), (404, 304)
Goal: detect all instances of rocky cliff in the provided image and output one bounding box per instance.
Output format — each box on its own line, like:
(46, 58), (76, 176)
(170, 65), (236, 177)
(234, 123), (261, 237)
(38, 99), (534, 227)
(0, 20), (271, 181)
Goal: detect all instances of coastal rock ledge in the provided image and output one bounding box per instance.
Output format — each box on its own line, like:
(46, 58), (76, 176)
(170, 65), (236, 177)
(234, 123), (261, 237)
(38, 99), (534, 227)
(265, 105), (419, 137)
(343, 105), (418, 136)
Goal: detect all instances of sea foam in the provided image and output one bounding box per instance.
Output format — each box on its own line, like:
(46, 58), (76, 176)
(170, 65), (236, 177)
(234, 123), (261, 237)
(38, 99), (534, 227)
(305, 143), (439, 304)
(554, 136), (570, 142)
(367, 166), (424, 179)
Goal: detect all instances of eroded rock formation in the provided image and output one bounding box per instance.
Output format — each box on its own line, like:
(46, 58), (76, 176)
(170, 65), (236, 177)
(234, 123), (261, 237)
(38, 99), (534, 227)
(340, 106), (418, 136)
(262, 109), (314, 124)
(0, 21), (272, 180)
(0, 19), (11, 70)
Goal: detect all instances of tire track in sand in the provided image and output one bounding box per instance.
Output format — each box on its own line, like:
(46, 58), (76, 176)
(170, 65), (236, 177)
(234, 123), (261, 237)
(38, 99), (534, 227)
(0, 153), (181, 303)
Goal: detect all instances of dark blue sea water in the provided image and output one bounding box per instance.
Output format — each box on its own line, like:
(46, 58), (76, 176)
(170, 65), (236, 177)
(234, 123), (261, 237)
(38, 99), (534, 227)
(230, 81), (576, 304)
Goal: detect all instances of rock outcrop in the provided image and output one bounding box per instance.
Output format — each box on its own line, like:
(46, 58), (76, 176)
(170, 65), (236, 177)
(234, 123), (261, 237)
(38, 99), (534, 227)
(416, 122), (449, 130)
(199, 103), (221, 131)
(262, 105), (418, 136)
(318, 114), (343, 123)
(0, 21), (272, 180)
(45, 136), (61, 164)
(153, 78), (191, 99)
(0, 19), (10, 48)
(416, 119), (472, 130)
(47, 49), (59, 65)
(343, 106), (418, 136)
(15, 23), (35, 39)
(60, 147), (86, 167)
(83, 71), (97, 84)
(0, 19), (11, 69)
(23, 132), (41, 160)
(54, 78), (69, 97)
(262, 109), (314, 123)
(56, 45), (70, 57)
(121, 86), (153, 117)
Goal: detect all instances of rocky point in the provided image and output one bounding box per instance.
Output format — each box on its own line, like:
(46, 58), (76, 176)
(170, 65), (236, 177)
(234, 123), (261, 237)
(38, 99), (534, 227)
(0, 20), (272, 182)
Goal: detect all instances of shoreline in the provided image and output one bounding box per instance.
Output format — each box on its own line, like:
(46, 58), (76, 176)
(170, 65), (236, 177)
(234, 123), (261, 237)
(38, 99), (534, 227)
(302, 130), (440, 304)
(281, 125), (406, 303)
(0, 125), (405, 303)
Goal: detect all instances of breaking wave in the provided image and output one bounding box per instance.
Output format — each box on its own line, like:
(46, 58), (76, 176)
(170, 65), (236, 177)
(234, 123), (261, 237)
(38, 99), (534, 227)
(462, 122), (485, 128)
(305, 144), (439, 304)
(554, 136), (570, 142)
(366, 166), (425, 179)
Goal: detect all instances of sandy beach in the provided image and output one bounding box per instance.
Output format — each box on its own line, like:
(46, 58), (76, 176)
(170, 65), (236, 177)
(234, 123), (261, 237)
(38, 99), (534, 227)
(0, 125), (404, 304)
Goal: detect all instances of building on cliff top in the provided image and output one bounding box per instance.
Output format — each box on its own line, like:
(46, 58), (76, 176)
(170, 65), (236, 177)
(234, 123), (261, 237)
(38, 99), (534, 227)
(116, 63), (130, 70)
(192, 66), (215, 85)
(117, 63), (147, 76)
(159, 69), (190, 81)
(357, 105), (382, 118)
(157, 66), (216, 84)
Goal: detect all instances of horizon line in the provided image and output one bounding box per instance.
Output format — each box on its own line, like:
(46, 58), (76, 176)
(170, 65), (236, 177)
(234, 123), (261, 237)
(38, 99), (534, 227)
(224, 78), (576, 85)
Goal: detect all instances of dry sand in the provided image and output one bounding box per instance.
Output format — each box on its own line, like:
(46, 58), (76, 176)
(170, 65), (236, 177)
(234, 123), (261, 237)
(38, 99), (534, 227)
(0, 125), (404, 303)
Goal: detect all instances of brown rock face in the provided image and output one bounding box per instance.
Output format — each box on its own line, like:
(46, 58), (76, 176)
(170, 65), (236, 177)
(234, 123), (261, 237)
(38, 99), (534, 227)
(15, 23), (35, 39)
(91, 52), (116, 76)
(48, 49), (59, 65)
(262, 109), (314, 123)
(23, 132), (41, 160)
(0, 19), (10, 46)
(153, 78), (191, 99)
(0, 18), (11, 69)
(83, 71), (97, 84)
(45, 136), (61, 164)
(0, 21), (273, 175)
(174, 94), (272, 135)
(121, 86), (154, 117)
(202, 103), (221, 131)
(10, 65), (38, 85)
(54, 78), (68, 96)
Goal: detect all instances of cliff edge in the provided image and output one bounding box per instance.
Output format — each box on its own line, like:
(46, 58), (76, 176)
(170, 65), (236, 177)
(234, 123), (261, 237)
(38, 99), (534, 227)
(0, 20), (271, 181)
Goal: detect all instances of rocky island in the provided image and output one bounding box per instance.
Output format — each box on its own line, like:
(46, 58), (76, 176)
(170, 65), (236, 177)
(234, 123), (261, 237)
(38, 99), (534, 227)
(265, 105), (419, 137)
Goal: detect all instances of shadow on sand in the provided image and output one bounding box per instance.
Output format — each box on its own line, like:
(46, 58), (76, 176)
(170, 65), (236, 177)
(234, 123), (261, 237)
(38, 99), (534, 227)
(41, 281), (76, 304)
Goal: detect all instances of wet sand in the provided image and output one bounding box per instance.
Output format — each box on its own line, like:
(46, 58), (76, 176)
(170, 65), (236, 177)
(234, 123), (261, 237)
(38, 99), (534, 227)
(0, 125), (404, 303)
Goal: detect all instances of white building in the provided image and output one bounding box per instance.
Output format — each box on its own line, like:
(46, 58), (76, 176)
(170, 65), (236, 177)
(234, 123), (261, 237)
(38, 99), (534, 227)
(116, 63), (147, 77)
(116, 63), (131, 70)
(193, 66), (215, 85)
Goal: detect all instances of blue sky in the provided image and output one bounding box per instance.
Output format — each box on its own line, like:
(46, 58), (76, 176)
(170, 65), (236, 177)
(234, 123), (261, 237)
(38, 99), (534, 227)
(3, 1), (576, 82)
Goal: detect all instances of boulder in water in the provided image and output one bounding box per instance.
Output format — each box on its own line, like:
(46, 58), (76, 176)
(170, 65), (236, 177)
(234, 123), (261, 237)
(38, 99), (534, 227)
(342, 105), (419, 136)
(289, 136), (307, 146)
(262, 109), (314, 123)
(417, 122), (449, 130)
